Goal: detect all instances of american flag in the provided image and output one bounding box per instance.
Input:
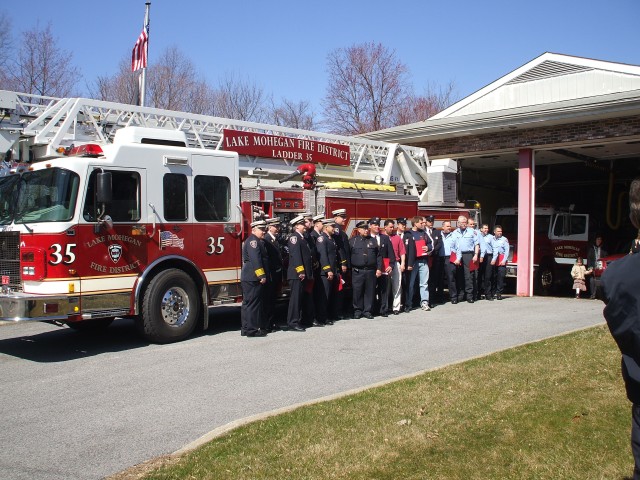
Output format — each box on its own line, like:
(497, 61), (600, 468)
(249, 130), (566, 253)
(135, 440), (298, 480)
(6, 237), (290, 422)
(131, 24), (149, 72)
(160, 231), (184, 250)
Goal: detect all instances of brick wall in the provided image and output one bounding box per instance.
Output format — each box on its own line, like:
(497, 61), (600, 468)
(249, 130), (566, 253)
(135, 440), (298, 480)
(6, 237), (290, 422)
(415, 115), (640, 157)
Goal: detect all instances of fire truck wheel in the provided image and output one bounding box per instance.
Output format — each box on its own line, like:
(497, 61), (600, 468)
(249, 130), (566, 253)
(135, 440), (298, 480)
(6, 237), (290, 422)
(535, 263), (555, 296)
(67, 318), (115, 332)
(139, 269), (200, 343)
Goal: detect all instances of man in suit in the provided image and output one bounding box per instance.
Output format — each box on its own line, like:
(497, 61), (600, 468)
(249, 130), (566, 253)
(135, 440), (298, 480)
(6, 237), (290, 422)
(286, 215), (314, 332)
(601, 177), (640, 478)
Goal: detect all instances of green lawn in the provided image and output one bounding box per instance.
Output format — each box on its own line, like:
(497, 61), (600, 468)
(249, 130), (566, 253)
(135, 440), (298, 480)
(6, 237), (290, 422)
(118, 326), (634, 479)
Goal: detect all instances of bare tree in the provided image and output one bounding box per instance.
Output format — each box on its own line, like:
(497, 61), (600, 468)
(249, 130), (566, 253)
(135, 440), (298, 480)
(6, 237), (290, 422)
(212, 73), (267, 122)
(322, 42), (411, 135)
(90, 57), (139, 104)
(4, 23), (79, 97)
(394, 81), (458, 125)
(146, 46), (199, 111)
(270, 98), (316, 130)
(0, 12), (12, 69)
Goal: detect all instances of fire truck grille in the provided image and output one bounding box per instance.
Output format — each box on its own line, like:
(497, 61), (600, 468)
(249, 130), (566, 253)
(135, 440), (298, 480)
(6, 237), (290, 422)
(0, 232), (22, 291)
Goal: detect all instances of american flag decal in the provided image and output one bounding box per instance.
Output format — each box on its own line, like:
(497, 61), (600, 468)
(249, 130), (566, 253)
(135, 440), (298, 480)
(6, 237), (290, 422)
(159, 231), (184, 250)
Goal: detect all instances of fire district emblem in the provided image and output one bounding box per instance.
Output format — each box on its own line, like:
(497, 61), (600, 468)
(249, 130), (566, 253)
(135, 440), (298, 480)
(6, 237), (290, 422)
(108, 244), (123, 263)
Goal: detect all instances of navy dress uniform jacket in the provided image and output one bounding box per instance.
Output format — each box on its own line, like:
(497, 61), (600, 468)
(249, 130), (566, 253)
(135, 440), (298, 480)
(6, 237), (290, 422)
(241, 234), (268, 282)
(287, 232), (314, 280)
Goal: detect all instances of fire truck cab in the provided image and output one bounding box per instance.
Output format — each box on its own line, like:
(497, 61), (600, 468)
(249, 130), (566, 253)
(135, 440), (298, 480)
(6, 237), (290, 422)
(494, 205), (589, 294)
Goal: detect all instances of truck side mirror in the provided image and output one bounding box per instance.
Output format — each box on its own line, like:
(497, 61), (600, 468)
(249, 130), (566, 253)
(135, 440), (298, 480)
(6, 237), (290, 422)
(96, 172), (112, 204)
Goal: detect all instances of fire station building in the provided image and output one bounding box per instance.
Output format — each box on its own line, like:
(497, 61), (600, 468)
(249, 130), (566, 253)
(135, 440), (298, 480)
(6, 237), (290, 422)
(366, 52), (640, 297)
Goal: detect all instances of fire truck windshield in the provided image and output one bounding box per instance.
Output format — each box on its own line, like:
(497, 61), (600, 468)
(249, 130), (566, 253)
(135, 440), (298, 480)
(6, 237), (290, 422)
(0, 168), (79, 225)
(494, 214), (552, 236)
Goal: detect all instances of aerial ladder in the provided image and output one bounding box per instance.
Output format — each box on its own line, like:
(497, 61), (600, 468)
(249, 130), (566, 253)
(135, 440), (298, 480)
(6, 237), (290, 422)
(0, 90), (432, 200)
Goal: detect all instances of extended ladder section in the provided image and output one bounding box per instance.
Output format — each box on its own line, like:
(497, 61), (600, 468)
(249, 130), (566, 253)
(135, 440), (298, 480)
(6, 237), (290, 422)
(0, 90), (431, 197)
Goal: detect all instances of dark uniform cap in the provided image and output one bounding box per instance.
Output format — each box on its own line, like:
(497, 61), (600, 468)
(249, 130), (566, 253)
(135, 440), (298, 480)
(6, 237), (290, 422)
(332, 208), (347, 217)
(425, 215), (435, 222)
(322, 219), (336, 226)
(356, 220), (368, 229)
(368, 217), (381, 225)
(312, 214), (325, 223)
(289, 215), (306, 226)
(250, 220), (267, 229)
(396, 217), (408, 225)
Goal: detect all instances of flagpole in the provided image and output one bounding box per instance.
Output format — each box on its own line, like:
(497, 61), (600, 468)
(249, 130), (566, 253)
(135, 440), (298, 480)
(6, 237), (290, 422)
(140, 2), (151, 107)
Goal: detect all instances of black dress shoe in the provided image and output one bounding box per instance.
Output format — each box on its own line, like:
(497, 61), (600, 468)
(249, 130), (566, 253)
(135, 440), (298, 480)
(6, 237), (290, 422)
(247, 329), (268, 337)
(393, 310), (400, 315)
(451, 299), (458, 304)
(467, 299), (474, 304)
(290, 326), (306, 332)
(312, 321), (325, 327)
(325, 320), (335, 325)
(380, 312), (388, 317)
(353, 314), (362, 319)
(496, 295), (503, 300)
(404, 306), (411, 313)
(428, 303), (434, 309)
(486, 296), (494, 301)
(363, 313), (373, 319)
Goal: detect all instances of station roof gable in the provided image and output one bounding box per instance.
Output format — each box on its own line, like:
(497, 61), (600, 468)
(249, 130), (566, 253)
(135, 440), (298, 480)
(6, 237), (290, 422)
(431, 52), (640, 119)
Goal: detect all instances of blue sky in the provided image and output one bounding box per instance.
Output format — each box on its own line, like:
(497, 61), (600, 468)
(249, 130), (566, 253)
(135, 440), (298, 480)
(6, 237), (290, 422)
(3, 0), (639, 117)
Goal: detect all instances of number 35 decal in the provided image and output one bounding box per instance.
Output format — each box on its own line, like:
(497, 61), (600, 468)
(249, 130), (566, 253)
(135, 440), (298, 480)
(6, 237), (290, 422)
(49, 243), (77, 265)
(206, 236), (225, 255)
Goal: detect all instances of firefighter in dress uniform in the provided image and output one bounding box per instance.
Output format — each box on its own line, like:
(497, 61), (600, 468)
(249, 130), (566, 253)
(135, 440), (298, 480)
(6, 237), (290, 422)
(316, 218), (338, 323)
(332, 208), (351, 319)
(286, 215), (314, 332)
(309, 214), (328, 326)
(349, 221), (382, 319)
(240, 220), (269, 337)
(263, 217), (284, 331)
(490, 225), (510, 300)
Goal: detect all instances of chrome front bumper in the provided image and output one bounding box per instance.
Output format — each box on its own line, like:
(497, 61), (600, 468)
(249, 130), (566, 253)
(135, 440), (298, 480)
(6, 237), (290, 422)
(0, 292), (74, 322)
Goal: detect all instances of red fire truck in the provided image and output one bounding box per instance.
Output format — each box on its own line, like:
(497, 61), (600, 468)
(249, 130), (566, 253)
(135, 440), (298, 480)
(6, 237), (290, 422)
(494, 205), (590, 294)
(0, 91), (475, 342)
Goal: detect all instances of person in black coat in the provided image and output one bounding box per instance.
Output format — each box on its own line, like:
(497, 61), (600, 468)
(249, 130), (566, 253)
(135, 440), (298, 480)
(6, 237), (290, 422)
(263, 217), (284, 331)
(286, 215), (314, 332)
(240, 220), (269, 337)
(349, 221), (382, 319)
(601, 177), (640, 478)
(316, 219), (339, 323)
(397, 218), (416, 312)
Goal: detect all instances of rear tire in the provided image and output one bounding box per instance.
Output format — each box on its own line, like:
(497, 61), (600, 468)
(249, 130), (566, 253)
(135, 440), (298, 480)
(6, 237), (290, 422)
(137, 269), (200, 343)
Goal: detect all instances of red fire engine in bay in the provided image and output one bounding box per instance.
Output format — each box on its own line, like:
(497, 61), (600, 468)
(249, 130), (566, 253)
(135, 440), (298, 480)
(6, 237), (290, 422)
(494, 205), (590, 295)
(0, 90), (477, 343)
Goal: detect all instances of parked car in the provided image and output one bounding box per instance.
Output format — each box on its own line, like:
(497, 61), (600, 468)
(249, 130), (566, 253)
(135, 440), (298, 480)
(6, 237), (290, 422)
(593, 253), (626, 289)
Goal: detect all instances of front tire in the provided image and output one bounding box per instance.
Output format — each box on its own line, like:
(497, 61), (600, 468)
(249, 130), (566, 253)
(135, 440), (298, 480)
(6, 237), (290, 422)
(535, 263), (555, 296)
(137, 269), (200, 343)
